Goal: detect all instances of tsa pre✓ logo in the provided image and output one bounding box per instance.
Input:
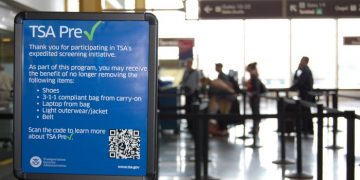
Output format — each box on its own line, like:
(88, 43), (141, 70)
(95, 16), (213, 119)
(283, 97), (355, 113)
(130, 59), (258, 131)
(29, 20), (103, 41)
(30, 156), (42, 168)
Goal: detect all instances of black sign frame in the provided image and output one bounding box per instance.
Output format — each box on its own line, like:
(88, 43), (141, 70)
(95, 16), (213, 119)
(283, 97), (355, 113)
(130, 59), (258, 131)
(14, 12), (158, 180)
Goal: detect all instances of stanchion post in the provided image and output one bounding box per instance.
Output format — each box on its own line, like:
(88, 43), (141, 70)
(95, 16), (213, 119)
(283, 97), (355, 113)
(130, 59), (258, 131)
(326, 92), (343, 150)
(191, 104), (220, 180)
(279, 98), (286, 161)
(243, 91), (247, 137)
(325, 91), (329, 108)
(203, 116), (209, 179)
(242, 91), (246, 117)
(273, 98), (294, 165)
(192, 103), (202, 180)
(191, 103), (220, 180)
(237, 91), (250, 140)
(285, 100), (312, 179)
(333, 92), (339, 133)
(317, 104), (324, 180)
(325, 91), (330, 128)
(296, 100), (303, 174)
(245, 114), (261, 149)
(345, 111), (355, 180)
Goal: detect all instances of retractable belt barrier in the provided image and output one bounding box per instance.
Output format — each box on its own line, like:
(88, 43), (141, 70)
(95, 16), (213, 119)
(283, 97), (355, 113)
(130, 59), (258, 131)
(158, 88), (359, 180)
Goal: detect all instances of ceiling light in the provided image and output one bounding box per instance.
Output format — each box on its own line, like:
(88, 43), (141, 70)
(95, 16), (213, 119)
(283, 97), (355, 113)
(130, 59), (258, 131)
(107, 0), (123, 9)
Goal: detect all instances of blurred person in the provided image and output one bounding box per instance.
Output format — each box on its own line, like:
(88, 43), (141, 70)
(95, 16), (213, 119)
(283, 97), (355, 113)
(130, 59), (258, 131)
(201, 77), (236, 136)
(290, 56), (314, 134)
(216, 64), (241, 123)
(291, 56), (314, 102)
(215, 63), (230, 84)
(228, 70), (241, 94)
(227, 70), (241, 120)
(245, 62), (266, 135)
(0, 64), (13, 101)
(180, 58), (203, 135)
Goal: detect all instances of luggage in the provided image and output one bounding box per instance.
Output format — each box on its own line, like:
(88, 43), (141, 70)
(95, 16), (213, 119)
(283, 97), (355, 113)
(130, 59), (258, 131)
(217, 99), (243, 131)
(277, 102), (314, 134)
(228, 99), (244, 125)
(278, 103), (296, 134)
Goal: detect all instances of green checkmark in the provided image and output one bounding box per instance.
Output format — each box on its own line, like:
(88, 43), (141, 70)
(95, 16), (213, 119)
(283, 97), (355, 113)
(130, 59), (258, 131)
(67, 133), (74, 141)
(84, 21), (103, 41)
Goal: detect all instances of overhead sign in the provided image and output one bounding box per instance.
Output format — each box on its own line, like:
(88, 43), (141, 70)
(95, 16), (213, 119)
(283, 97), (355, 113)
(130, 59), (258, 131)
(344, 36), (360, 45)
(178, 39), (194, 60)
(14, 12), (158, 179)
(199, 0), (283, 19)
(159, 38), (194, 47)
(288, 0), (360, 17)
(199, 0), (360, 19)
(159, 38), (195, 61)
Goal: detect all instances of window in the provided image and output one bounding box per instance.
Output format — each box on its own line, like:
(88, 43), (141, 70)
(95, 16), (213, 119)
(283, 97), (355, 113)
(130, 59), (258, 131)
(291, 19), (337, 88)
(244, 19), (290, 88)
(196, 20), (244, 80)
(338, 19), (360, 89)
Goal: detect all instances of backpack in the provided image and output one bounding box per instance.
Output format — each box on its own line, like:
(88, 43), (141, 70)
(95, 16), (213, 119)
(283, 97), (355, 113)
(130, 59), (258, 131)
(259, 80), (267, 94)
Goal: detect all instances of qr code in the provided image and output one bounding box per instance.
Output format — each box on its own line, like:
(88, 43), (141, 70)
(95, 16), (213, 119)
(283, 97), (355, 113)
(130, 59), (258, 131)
(108, 129), (141, 159)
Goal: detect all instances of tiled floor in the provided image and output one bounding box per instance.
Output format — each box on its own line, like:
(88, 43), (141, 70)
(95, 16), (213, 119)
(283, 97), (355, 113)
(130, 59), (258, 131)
(1, 98), (359, 180)
(158, 117), (359, 180)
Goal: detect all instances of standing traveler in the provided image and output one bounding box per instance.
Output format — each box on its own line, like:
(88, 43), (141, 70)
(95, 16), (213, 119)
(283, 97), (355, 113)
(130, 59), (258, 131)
(290, 56), (315, 134)
(180, 59), (203, 135)
(200, 77), (236, 136)
(245, 62), (266, 135)
(215, 63), (230, 84)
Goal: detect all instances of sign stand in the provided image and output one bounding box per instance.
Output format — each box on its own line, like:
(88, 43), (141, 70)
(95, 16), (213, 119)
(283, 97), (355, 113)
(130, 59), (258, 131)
(14, 12), (158, 180)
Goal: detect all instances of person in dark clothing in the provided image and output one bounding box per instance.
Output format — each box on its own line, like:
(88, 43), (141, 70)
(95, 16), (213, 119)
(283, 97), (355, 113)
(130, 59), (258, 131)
(291, 56), (314, 101)
(215, 63), (230, 84)
(227, 74), (241, 117)
(290, 56), (315, 134)
(245, 62), (266, 135)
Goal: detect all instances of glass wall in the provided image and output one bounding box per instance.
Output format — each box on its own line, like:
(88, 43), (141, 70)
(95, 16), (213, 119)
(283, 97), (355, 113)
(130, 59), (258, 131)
(106, 0), (360, 89)
(196, 20), (244, 80)
(291, 19), (337, 88)
(244, 19), (290, 88)
(338, 19), (360, 89)
(151, 11), (359, 89)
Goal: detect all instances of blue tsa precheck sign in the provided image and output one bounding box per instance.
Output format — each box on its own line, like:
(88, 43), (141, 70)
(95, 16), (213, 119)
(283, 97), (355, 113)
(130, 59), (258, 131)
(14, 12), (158, 180)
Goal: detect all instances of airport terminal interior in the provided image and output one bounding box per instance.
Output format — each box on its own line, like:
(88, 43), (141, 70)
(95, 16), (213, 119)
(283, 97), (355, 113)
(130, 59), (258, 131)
(0, 0), (359, 179)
